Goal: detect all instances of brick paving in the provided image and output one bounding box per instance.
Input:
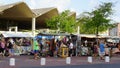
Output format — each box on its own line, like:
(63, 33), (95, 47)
(0, 55), (120, 68)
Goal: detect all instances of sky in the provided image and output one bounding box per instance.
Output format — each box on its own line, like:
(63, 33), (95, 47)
(0, 0), (120, 22)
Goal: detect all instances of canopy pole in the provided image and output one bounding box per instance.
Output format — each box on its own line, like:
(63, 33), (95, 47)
(76, 26), (80, 56)
(32, 18), (36, 37)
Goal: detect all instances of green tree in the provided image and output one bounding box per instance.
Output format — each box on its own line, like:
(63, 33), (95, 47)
(46, 10), (76, 33)
(78, 2), (114, 35)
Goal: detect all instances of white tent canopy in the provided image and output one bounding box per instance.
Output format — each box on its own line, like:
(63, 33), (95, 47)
(1, 32), (34, 37)
(79, 34), (110, 38)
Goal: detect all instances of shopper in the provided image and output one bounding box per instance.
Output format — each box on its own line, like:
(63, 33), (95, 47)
(99, 40), (105, 60)
(33, 38), (40, 59)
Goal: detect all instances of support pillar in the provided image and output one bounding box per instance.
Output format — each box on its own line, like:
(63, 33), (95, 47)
(76, 26), (80, 56)
(32, 18), (36, 37)
(15, 26), (18, 33)
(9, 28), (11, 32)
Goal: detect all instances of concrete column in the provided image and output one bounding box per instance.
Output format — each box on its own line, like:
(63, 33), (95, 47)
(15, 26), (18, 33)
(9, 28), (11, 32)
(32, 18), (36, 37)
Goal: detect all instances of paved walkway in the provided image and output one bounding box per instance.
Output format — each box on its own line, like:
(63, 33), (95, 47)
(0, 55), (120, 68)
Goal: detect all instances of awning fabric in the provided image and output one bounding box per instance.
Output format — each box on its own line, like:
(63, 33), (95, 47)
(37, 33), (70, 36)
(1, 32), (33, 37)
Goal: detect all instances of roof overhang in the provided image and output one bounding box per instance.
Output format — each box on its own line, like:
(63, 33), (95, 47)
(0, 2), (75, 29)
(0, 2), (59, 23)
(34, 8), (59, 27)
(0, 2), (35, 21)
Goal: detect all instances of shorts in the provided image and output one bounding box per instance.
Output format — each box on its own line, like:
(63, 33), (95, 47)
(34, 50), (39, 53)
(69, 49), (73, 54)
(9, 49), (14, 54)
(0, 48), (4, 53)
(99, 52), (105, 56)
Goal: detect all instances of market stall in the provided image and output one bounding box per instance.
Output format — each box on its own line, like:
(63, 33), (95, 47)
(0, 32), (34, 55)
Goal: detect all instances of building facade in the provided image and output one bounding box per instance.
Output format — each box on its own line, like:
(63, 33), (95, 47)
(109, 23), (120, 37)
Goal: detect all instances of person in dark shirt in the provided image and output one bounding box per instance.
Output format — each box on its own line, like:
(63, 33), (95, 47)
(7, 38), (15, 57)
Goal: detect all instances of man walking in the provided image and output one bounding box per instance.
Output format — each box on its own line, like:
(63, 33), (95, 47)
(99, 40), (105, 60)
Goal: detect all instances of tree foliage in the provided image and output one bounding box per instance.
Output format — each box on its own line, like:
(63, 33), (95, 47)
(46, 10), (76, 33)
(78, 2), (114, 34)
